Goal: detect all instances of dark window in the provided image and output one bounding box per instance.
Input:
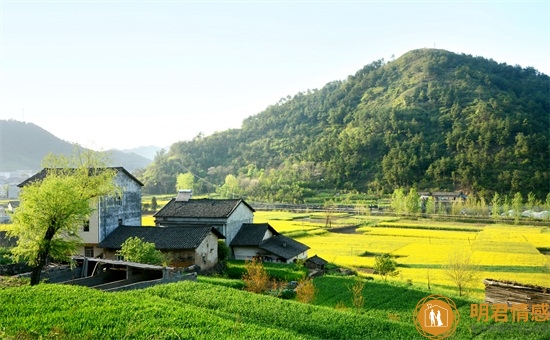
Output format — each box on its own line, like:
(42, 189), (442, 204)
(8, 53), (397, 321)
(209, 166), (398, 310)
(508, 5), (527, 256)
(84, 247), (94, 258)
(118, 218), (123, 226)
(83, 220), (90, 232)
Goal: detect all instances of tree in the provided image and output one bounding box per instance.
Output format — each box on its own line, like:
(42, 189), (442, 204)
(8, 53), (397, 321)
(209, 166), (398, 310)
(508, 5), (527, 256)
(405, 188), (420, 214)
(217, 240), (230, 262)
(390, 188), (406, 215)
(491, 192), (500, 220)
(151, 196), (158, 211)
(374, 254), (399, 282)
(176, 172), (194, 191)
(349, 277), (366, 312)
(242, 257), (270, 294)
(512, 192), (523, 224)
(295, 278), (316, 304)
(444, 250), (480, 296)
(117, 237), (165, 265)
(9, 151), (118, 285)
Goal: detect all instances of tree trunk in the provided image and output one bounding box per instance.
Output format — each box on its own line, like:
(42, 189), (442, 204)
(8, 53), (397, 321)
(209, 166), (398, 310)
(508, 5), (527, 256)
(30, 226), (56, 286)
(30, 251), (48, 286)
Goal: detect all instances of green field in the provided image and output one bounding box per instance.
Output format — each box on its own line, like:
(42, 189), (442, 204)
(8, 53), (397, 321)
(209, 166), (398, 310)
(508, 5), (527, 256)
(1, 276), (547, 339)
(254, 211), (550, 298)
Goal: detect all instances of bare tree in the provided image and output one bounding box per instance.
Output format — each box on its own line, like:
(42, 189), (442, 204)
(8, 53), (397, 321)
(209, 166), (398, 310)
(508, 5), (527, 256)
(445, 250), (480, 296)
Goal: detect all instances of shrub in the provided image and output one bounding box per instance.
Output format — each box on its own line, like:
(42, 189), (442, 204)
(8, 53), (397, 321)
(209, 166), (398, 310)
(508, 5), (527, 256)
(242, 258), (270, 294)
(295, 278), (315, 303)
(374, 254), (399, 282)
(117, 237), (166, 265)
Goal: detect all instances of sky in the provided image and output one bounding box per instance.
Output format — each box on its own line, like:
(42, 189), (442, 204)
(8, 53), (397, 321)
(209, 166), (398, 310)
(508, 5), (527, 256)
(1, 1), (549, 151)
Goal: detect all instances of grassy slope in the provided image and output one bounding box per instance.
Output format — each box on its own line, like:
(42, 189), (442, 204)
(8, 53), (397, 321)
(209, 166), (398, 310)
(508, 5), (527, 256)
(1, 278), (546, 339)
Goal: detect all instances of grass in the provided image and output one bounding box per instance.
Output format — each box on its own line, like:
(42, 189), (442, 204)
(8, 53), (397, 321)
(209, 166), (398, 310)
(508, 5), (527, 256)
(0, 276), (546, 339)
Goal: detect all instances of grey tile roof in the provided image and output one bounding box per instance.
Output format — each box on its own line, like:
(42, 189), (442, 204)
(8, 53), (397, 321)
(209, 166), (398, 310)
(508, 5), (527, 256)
(153, 198), (255, 219)
(306, 255), (328, 266)
(98, 225), (224, 250)
(18, 167), (143, 187)
(229, 223), (279, 246)
(259, 235), (310, 261)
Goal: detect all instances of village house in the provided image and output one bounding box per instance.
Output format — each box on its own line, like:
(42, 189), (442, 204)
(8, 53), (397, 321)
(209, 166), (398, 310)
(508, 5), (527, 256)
(230, 223), (309, 263)
(98, 225), (224, 269)
(19, 167), (143, 258)
(153, 190), (254, 245)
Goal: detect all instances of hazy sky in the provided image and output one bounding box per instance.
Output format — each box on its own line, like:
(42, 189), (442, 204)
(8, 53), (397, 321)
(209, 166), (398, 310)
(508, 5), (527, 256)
(1, 1), (549, 151)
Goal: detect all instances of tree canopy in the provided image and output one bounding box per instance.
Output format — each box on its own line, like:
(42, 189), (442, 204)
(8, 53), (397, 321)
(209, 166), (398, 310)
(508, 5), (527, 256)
(8, 150), (118, 285)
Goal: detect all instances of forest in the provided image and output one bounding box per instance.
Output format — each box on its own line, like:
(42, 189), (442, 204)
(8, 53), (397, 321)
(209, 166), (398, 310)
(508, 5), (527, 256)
(135, 49), (550, 202)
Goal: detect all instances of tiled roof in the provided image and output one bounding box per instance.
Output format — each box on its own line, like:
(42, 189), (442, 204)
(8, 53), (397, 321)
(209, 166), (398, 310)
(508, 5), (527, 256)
(259, 235), (310, 261)
(229, 223), (279, 246)
(154, 198), (255, 219)
(98, 225), (224, 250)
(18, 167), (143, 187)
(306, 255), (328, 265)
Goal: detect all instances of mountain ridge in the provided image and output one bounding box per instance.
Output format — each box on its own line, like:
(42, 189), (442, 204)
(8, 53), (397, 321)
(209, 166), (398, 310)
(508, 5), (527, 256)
(0, 119), (152, 173)
(139, 48), (549, 200)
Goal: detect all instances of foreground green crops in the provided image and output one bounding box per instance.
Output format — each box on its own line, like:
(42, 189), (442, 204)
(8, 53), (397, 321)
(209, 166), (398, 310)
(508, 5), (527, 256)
(1, 279), (546, 339)
(0, 281), (420, 340)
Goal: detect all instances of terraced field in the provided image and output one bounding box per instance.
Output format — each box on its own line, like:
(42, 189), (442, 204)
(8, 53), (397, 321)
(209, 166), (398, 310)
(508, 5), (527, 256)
(254, 211), (550, 297)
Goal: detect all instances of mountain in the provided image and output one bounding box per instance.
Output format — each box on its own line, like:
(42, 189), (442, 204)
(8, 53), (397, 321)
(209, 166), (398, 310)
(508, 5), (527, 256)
(0, 120), (152, 172)
(120, 145), (163, 161)
(132, 49), (550, 200)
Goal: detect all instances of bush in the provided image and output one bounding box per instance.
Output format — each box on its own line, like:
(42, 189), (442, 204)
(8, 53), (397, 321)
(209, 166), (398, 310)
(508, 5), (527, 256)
(118, 237), (166, 265)
(217, 240), (230, 262)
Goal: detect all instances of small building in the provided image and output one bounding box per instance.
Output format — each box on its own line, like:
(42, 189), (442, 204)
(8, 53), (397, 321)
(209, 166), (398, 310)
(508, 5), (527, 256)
(230, 223), (309, 263)
(98, 225), (224, 270)
(305, 255), (328, 271)
(153, 190), (254, 245)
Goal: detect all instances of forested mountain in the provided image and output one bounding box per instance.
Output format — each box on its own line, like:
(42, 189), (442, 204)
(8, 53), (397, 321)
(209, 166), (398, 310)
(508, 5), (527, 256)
(139, 49), (549, 201)
(0, 120), (152, 172)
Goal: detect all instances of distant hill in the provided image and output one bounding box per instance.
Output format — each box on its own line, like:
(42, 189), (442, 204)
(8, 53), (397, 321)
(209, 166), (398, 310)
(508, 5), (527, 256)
(0, 120), (152, 172)
(120, 145), (163, 161)
(140, 48), (549, 200)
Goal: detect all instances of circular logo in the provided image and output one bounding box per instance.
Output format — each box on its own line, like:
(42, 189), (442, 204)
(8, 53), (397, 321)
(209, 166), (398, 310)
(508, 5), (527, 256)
(413, 294), (460, 339)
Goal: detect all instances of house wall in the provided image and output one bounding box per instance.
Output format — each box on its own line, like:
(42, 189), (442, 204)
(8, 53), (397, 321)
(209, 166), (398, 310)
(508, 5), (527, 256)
(232, 246), (261, 261)
(194, 232), (219, 269)
(98, 171), (142, 242)
(225, 203), (254, 245)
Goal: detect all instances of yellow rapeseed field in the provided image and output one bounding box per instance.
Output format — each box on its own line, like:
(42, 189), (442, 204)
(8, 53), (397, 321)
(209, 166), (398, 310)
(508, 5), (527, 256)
(255, 211), (550, 290)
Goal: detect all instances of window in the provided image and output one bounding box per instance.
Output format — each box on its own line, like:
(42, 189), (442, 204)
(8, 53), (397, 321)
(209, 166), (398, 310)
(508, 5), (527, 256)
(118, 218), (123, 226)
(83, 220), (90, 232)
(116, 254), (124, 261)
(84, 247), (94, 258)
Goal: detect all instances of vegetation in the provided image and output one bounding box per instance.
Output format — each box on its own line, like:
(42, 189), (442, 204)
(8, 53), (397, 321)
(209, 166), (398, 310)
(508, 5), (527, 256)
(373, 254), (399, 282)
(242, 258), (270, 294)
(117, 236), (166, 265)
(444, 250), (481, 296)
(8, 151), (118, 285)
(295, 278), (316, 304)
(137, 49), (549, 202)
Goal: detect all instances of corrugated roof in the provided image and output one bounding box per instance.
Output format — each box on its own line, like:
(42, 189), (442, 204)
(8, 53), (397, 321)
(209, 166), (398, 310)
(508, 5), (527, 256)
(153, 198), (255, 219)
(98, 225), (223, 250)
(229, 223), (278, 246)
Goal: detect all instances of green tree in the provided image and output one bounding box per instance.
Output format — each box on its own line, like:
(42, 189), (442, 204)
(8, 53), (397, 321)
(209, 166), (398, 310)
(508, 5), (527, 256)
(374, 254), (399, 282)
(405, 188), (420, 214)
(390, 188), (406, 215)
(176, 172), (195, 191)
(117, 236), (166, 265)
(151, 196), (158, 211)
(9, 151), (118, 285)
(491, 192), (501, 220)
(512, 192), (523, 224)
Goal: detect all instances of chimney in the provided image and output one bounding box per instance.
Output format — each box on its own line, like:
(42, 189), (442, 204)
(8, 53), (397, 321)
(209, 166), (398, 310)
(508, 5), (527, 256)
(176, 189), (192, 202)
(282, 242), (287, 248)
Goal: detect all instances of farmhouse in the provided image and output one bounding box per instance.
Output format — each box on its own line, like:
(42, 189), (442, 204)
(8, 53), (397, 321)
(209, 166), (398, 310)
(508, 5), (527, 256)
(153, 190), (254, 245)
(230, 223), (309, 263)
(98, 225), (223, 269)
(20, 167), (143, 258)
